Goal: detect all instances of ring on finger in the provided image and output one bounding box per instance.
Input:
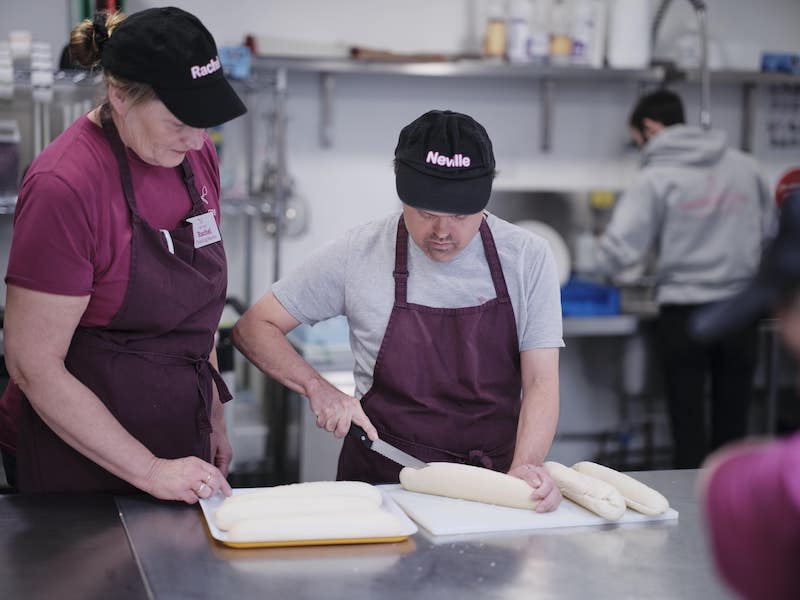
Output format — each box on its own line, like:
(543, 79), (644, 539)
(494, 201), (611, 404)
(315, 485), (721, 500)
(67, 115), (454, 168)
(204, 473), (213, 484)
(197, 482), (208, 496)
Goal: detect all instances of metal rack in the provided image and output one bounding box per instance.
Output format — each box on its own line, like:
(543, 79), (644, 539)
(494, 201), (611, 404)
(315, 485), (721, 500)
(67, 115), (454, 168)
(249, 55), (799, 153)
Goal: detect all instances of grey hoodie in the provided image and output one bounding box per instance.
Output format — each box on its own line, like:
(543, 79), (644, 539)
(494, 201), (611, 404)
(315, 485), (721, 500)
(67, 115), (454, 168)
(592, 125), (774, 305)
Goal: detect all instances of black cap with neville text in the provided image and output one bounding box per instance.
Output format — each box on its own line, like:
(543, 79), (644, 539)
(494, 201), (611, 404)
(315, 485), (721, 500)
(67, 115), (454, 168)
(395, 110), (496, 215)
(101, 6), (246, 128)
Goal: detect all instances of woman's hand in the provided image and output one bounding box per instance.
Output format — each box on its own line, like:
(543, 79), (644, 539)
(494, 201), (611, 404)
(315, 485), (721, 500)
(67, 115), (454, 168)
(508, 463), (562, 513)
(141, 456), (232, 504)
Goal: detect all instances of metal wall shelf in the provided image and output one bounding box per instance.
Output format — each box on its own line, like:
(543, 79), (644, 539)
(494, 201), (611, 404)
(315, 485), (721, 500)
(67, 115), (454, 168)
(250, 56), (798, 151)
(252, 56), (667, 82)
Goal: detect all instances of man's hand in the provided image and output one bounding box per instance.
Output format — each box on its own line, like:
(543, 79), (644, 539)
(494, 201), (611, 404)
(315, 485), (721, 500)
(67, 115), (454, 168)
(508, 463), (562, 513)
(308, 385), (378, 441)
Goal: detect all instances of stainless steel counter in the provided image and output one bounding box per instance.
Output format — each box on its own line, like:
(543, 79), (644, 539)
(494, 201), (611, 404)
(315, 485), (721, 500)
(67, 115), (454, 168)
(109, 469), (734, 599)
(0, 493), (148, 600)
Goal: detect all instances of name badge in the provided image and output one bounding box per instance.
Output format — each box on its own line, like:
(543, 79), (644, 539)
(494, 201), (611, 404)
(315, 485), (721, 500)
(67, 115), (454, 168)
(186, 211), (222, 248)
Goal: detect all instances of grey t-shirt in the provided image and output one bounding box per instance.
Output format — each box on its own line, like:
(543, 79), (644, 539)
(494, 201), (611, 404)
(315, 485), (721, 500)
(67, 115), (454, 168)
(273, 212), (564, 399)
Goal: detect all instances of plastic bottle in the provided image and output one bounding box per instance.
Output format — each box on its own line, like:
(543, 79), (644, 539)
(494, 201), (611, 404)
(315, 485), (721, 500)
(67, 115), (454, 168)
(549, 0), (573, 66)
(607, 0), (650, 69)
(571, 0), (607, 68)
(507, 0), (532, 63)
(483, 0), (508, 59)
(529, 0), (552, 65)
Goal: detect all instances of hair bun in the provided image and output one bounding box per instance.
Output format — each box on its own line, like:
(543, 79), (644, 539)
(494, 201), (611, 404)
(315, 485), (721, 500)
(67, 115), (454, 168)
(92, 12), (109, 52)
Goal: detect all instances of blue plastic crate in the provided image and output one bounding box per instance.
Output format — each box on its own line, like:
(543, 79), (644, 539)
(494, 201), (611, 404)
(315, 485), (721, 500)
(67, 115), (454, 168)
(560, 276), (620, 316)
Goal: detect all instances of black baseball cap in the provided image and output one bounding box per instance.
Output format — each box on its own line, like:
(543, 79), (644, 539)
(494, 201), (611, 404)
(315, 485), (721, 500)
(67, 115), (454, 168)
(395, 110), (495, 215)
(101, 6), (246, 128)
(692, 191), (800, 340)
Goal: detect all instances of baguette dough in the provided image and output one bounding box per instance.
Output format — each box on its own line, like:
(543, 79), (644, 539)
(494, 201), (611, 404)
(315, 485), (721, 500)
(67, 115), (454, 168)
(544, 461), (626, 521)
(227, 510), (407, 543)
(215, 495), (379, 531)
(217, 481), (382, 509)
(572, 461), (669, 516)
(399, 462), (537, 510)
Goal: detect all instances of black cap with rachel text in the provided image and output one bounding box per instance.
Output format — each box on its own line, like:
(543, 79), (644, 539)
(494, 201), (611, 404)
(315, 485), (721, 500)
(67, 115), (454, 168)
(101, 6), (246, 128)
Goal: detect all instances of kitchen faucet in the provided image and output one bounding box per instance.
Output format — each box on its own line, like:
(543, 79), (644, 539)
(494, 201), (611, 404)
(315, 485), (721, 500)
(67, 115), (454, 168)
(652, 0), (711, 129)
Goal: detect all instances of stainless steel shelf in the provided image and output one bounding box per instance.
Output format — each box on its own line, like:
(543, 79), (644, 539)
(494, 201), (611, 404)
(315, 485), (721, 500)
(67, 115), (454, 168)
(676, 68), (800, 85)
(252, 55), (667, 82)
(252, 56), (668, 151)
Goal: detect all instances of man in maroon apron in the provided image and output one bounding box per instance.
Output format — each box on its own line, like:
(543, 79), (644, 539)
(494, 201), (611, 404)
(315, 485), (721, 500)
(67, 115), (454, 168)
(0, 8), (246, 502)
(234, 110), (562, 512)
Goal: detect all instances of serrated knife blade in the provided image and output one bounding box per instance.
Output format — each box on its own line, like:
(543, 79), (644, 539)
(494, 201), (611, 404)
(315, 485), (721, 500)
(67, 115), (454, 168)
(348, 424), (428, 469)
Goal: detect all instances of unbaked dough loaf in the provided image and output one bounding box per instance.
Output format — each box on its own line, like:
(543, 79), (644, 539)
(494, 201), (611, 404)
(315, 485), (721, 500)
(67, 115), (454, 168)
(399, 462), (537, 510)
(572, 461), (669, 516)
(544, 461), (626, 521)
(215, 495), (380, 531)
(227, 510), (407, 543)
(217, 481), (382, 508)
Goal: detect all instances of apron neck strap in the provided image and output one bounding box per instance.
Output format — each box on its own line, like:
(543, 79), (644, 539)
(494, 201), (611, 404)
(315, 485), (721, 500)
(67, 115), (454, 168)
(100, 104), (140, 221)
(179, 160), (209, 218)
(394, 217), (410, 306)
(393, 215), (511, 304)
(478, 218), (511, 301)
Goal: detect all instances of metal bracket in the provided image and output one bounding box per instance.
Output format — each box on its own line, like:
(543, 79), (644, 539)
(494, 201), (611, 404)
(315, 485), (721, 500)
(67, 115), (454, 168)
(319, 72), (334, 148)
(540, 78), (554, 153)
(740, 82), (756, 153)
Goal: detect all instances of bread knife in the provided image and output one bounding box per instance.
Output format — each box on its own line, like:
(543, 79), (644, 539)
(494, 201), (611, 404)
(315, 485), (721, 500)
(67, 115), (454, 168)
(348, 424), (427, 469)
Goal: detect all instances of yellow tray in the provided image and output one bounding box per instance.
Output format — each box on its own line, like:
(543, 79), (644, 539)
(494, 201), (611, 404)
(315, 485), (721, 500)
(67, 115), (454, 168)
(199, 486), (417, 549)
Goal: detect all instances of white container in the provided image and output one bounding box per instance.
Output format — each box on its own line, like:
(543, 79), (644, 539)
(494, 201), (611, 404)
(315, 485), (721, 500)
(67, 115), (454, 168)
(549, 0), (573, 66)
(571, 0), (607, 67)
(607, 0), (650, 69)
(507, 0), (533, 63)
(529, 0), (552, 64)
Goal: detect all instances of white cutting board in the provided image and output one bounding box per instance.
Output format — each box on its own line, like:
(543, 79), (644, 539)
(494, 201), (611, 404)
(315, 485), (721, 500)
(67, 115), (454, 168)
(381, 484), (678, 536)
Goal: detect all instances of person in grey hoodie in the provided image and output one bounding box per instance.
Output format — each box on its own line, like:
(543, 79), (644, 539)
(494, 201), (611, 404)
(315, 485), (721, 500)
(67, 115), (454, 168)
(575, 89), (774, 469)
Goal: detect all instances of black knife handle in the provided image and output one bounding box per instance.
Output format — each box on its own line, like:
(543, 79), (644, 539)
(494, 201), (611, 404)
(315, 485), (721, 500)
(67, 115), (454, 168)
(348, 423), (373, 448)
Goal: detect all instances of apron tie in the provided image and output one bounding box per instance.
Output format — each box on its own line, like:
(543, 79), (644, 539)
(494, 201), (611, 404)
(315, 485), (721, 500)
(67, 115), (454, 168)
(468, 449), (494, 470)
(192, 358), (234, 435)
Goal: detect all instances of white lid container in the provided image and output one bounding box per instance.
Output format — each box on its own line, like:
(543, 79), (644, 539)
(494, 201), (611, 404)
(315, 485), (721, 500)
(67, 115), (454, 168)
(607, 0), (651, 69)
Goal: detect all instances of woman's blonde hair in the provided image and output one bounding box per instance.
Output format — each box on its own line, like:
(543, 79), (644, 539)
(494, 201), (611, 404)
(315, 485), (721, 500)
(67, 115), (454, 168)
(69, 11), (156, 108)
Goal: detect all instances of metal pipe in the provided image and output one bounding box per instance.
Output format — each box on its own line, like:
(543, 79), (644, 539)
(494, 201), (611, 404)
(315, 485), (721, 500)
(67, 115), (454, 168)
(42, 100), (51, 145)
(740, 83), (756, 152)
(33, 101), (42, 156)
(319, 72), (334, 148)
(695, 5), (711, 129)
(650, 0), (711, 129)
(650, 0), (674, 58)
(272, 67), (288, 284)
(244, 88), (257, 307)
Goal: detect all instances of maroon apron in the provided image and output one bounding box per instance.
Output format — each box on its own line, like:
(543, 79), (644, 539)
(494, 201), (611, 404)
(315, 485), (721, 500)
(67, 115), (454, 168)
(337, 217), (522, 484)
(16, 108), (231, 493)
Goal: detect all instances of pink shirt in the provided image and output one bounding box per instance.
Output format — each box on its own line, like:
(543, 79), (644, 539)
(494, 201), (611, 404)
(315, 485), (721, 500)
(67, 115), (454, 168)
(704, 432), (800, 600)
(0, 115), (223, 452)
(5, 114), (221, 325)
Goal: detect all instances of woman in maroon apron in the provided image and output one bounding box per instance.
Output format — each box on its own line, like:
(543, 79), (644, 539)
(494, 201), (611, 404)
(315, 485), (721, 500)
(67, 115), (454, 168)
(0, 8), (246, 501)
